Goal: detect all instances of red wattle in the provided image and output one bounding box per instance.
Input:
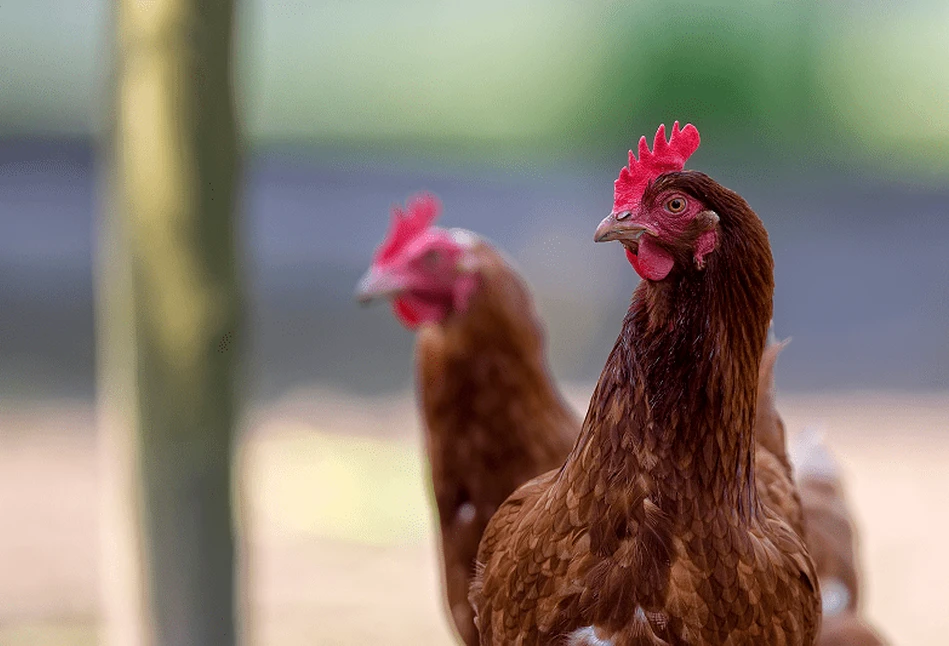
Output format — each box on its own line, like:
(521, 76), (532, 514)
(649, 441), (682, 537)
(393, 297), (422, 329)
(625, 237), (674, 281)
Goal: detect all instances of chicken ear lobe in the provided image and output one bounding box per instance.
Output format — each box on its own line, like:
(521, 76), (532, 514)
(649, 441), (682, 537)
(693, 211), (720, 270)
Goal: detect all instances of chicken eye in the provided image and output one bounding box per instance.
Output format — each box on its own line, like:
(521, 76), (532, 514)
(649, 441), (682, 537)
(421, 249), (441, 268)
(665, 197), (687, 214)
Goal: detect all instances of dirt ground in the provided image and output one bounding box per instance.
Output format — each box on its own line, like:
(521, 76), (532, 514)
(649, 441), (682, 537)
(1, 390), (947, 645)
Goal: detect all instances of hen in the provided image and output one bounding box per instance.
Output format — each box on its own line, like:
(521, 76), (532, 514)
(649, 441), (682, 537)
(790, 430), (889, 646)
(356, 194), (579, 645)
(471, 123), (820, 645)
(755, 343), (887, 645)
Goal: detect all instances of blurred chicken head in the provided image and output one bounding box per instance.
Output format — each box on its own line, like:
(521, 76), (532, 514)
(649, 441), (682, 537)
(356, 193), (479, 328)
(595, 122), (719, 281)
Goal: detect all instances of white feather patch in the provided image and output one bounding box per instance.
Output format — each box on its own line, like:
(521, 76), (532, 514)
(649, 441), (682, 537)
(789, 426), (841, 481)
(449, 227), (481, 249)
(567, 626), (614, 646)
(821, 577), (852, 617)
(456, 502), (476, 524)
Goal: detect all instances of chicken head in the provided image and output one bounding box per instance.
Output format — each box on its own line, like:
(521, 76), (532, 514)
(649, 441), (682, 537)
(356, 193), (479, 328)
(594, 122), (719, 281)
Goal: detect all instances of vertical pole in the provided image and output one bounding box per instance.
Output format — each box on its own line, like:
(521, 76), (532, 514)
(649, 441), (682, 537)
(97, 1), (242, 644)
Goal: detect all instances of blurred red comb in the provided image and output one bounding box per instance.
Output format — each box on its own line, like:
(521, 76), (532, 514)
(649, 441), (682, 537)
(376, 192), (442, 264)
(612, 122), (700, 215)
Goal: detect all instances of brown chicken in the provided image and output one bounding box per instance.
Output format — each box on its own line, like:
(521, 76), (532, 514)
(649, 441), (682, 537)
(356, 194), (579, 645)
(755, 343), (887, 645)
(790, 429), (889, 646)
(471, 123), (820, 645)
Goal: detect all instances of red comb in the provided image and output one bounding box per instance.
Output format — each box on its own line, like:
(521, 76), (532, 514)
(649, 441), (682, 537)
(612, 122), (700, 214)
(375, 192), (442, 264)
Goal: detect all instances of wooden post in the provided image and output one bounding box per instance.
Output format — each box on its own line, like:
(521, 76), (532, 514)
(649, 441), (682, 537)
(97, 0), (243, 644)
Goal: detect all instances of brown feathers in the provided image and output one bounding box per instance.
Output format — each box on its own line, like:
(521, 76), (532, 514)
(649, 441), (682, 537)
(471, 172), (820, 645)
(756, 339), (792, 466)
(417, 240), (579, 645)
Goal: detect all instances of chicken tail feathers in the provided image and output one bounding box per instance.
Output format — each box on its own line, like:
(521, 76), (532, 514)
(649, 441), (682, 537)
(755, 335), (790, 461)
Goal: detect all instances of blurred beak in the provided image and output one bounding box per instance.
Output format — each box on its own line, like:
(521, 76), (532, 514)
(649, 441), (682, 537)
(594, 212), (654, 243)
(354, 267), (406, 304)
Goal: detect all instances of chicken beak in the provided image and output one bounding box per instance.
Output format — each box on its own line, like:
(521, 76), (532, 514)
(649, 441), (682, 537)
(354, 267), (406, 304)
(594, 212), (651, 243)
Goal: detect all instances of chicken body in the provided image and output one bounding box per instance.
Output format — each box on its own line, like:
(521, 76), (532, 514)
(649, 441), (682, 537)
(358, 201), (579, 645)
(755, 344), (887, 645)
(416, 240), (579, 644)
(790, 430), (889, 646)
(471, 170), (820, 645)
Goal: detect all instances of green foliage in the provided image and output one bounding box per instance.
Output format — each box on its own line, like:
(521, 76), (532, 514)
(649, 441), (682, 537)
(2, 0), (948, 175)
(571, 1), (825, 159)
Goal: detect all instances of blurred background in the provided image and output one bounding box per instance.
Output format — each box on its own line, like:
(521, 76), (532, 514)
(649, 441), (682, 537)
(0, 0), (947, 644)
